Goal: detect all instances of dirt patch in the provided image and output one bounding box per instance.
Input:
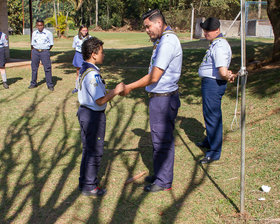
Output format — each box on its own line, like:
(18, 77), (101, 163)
(247, 60), (280, 73)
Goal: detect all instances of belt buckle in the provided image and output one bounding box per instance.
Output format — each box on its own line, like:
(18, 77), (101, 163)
(38, 49), (42, 52)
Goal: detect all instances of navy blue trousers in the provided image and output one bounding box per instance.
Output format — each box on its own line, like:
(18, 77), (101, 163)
(31, 49), (53, 87)
(0, 48), (6, 67)
(149, 93), (180, 188)
(77, 106), (106, 191)
(201, 78), (227, 160)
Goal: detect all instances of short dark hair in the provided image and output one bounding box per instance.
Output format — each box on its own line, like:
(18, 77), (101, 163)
(36, 19), (44, 24)
(82, 37), (104, 60)
(142, 9), (166, 25)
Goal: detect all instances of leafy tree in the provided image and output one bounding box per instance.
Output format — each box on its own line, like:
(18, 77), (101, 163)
(267, 0), (280, 61)
(7, 0), (23, 34)
(45, 12), (74, 37)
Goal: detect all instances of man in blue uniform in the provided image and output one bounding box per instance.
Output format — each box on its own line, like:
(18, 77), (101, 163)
(0, 31), (9, 89)
(121, 9), (182, 192)
(197, 17), (236, 164)
(29, 19), (54, 91)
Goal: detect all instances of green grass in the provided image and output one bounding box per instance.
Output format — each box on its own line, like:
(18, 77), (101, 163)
(0, 32), (279, 224)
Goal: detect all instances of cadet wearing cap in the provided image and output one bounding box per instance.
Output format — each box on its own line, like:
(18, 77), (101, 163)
(120, 9), (182, 192)
(0, 31), (9, 89)
(28, 19), (54, 91)
(196, 17), (235, 164)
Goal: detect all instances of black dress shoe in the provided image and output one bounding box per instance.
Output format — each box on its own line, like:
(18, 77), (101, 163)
(28, 84), (37, 89)
(48, 86), (54, 91)
(82, 187), (107, 197)
(195, 142), (210, 149)
(144, 175), (156, 183)
(199, 156), (217, 164)
(144, 183), (171, 192)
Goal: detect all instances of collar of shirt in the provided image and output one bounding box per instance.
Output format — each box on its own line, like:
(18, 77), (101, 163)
(80, 61), (100, 75)
(153, 26), (173, 48)
(211, 33), (224, 44)
(36, 29), (47, 34)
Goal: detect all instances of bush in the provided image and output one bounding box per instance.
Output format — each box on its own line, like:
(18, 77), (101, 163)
(99, 13), (122, 30)
(164, 9), (192, 31)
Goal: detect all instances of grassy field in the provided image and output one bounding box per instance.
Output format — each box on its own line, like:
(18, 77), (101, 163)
(0, 31), (279, 224)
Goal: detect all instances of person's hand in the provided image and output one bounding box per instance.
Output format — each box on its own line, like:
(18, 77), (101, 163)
(119, 84), (132, 96)
(227, 70), (237, 83)
(114, 82), (125, 95)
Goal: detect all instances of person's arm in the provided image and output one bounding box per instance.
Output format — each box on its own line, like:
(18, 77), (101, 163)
(72, 36), (76, 49)
(96, 82), (124, 106)
(121, 66), (164, 96)
(218, 67), (237, 83)
(31, 32), (34, 49)
(3, 33), (8, 48)
(49, 31), (54, 50)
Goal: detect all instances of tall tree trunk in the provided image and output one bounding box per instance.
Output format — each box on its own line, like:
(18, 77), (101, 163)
(53, 0), (59, 37)
(95, 0), (98, 27)
(267, 0), (280, 61)
(107, 3), (109, 27)
(258, 0), (262, 19)
(22, 0), (25, 34)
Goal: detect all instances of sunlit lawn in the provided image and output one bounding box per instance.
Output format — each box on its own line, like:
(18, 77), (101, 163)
(0, 31), (279, 223)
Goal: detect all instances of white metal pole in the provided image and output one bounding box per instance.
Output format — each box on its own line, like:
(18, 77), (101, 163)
(190, 4), (194, 40)
(240, 0), (247, 214)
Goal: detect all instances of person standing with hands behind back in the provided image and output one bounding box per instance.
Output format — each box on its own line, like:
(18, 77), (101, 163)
(28, 19), (54, 91)
(196, 17), (236, 164)
(77, 37), (124, 196)
(72, 25), (90, 94)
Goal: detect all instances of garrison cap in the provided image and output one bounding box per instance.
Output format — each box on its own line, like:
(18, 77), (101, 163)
(200, 17), (220, 31)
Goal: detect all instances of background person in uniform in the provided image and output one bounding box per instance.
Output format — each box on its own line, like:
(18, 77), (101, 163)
(72, 25), (90, 94)
(196, 17), (236, 164)
(77, 37), (124, 197)
(120, 9), (182, 193)
(29, 19), (54, 91)
(0, 31), (9, 89)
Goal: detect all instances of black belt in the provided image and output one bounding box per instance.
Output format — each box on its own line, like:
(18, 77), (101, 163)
(148, 89), (178, 98)
(34, 49), (49, 52)
(80, 105), (105, 113)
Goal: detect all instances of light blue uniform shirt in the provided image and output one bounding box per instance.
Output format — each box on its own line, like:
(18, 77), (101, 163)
(0, 32), (8, 48)
(198, 35), (232, 80)
(146, 27), (183, 93)
(78, 62), (107, 111)
(31, 28), (54, 50)
(72, 35), (90, 53)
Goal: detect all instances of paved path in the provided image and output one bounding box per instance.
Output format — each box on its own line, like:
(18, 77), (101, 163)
(6, 58), (31, 68)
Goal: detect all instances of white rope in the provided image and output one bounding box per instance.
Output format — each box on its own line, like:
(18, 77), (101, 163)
(231, 73), (240, 131)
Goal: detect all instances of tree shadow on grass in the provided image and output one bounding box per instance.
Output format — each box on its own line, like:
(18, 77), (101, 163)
(0, 89), (82, 224)
(3, 77), (23, 86)
(84, 97), (153, 224)
(37, 76), (63, 87)
(157, 117), (239, 224)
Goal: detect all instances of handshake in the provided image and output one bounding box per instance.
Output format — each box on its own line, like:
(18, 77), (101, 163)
(113, 82), (131, 96)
